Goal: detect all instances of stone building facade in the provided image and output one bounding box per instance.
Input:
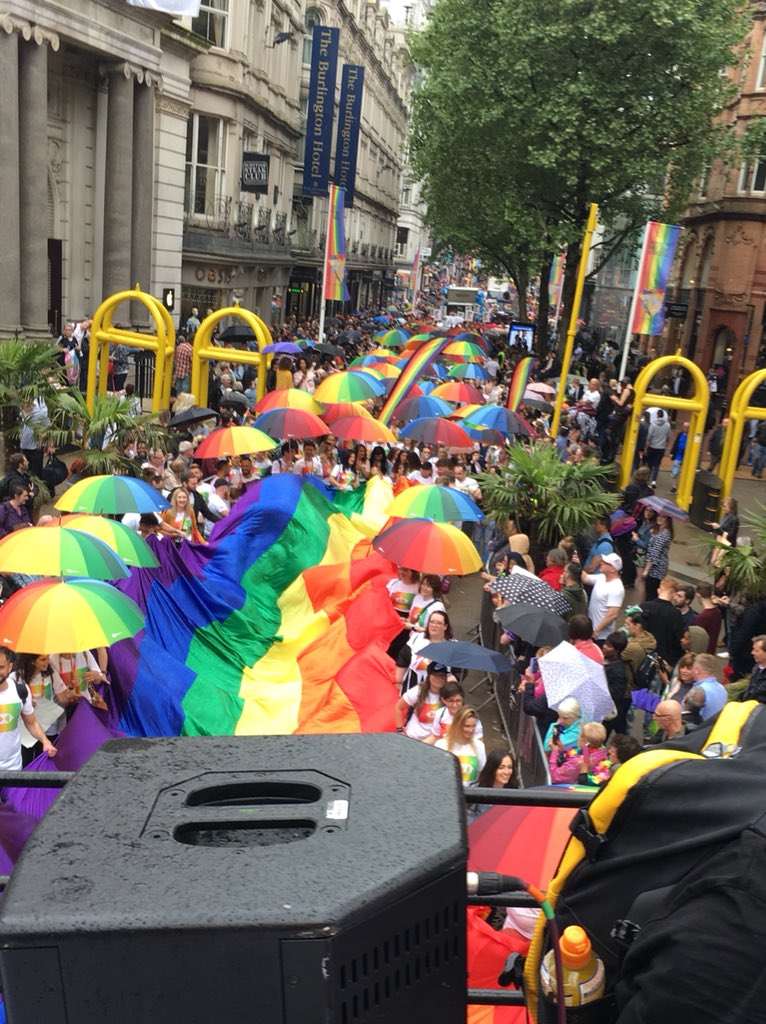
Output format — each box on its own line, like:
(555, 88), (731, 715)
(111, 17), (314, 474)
(0, 0), (414, 339)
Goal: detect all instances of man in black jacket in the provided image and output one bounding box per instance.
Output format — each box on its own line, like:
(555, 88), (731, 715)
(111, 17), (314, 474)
(181, 470), (220, 534)
(741, 635), (766, 702)
(640, 576), (686, 667)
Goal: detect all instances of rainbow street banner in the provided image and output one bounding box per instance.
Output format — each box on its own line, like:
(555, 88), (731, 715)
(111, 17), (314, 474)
(323, 184), (350, 302)
(378, 335), (452, 424)
(506, 355), (536, 412)
(629, 221), (682, 335)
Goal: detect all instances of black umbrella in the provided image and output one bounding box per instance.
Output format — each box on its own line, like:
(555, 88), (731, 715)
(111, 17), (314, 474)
(418, 641), (510, 675)
(494, 603), (568, 648)
(338, 330), (362, 343)
(219, 391), (249, 409)
(520, 397), (554, 413)
(316, 342), (344, 356)
(219, 325), (256, 342)
(325, 316), (343, 326)
(168, 405), (217, 427)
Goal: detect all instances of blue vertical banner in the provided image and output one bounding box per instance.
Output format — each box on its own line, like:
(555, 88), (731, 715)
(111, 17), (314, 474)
(302, 25), (340, 197)
(333, 65), (365, 208)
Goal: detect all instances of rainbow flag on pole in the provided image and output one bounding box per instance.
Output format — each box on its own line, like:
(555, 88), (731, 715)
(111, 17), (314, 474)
(323, 184), (350, 302)
(630, 221), (681, 335)
(548, 253), (565, 316)
(506, 355), (536, 412)
(410, 248), (421, 294)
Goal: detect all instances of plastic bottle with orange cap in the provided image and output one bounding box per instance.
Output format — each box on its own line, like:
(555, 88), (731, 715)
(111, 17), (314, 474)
(540, 924), (606, 1007)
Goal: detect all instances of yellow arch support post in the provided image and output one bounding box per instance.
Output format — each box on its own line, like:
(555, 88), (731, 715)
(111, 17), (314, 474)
(618, 356), (710, 512)
(190, 306), (273, 408)
(87, 286), (174, 414)
(719, 369), (766, 506)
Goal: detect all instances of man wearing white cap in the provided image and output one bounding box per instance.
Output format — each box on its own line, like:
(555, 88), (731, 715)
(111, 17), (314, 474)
(583, 553), (625, 642)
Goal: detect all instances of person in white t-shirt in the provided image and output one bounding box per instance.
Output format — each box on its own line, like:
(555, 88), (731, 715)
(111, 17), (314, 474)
(408, 460), (435, 486)
(582, 552), (626, 641)
(293, 441), (323, 477)
(435, 706), (487, 786)
(50, 651), (108, 707)
(395, 663), (450, 741)
(0, 647), (57, 769)
(427, 681), (485, 744)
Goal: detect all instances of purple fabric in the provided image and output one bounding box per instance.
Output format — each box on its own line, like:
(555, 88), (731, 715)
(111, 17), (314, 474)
(2, 701), (123, 819)
(0, 803), (39, 875)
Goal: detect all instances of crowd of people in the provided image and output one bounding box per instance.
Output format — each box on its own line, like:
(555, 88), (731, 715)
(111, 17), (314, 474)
(0, 301), (763, 803)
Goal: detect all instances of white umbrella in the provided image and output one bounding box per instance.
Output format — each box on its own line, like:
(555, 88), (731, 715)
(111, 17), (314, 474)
(539, 642), (615, 722)
(526, 381), (557, 395)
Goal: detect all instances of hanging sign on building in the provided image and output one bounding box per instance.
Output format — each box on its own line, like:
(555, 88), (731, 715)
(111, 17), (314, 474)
(333, 65), (365, 208)
(241, 153), (270, 194)
(303, 25), (340, 197)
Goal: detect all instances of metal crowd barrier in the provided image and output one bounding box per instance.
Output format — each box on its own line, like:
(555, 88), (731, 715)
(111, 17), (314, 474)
(476, 591), (551, 789)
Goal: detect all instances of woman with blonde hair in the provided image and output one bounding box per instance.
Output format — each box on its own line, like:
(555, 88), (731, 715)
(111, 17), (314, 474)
(160, 487), (205, 544)
(435, 706), (487, 786)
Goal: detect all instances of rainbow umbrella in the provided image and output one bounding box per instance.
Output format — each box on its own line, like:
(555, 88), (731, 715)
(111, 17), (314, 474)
(427, 363), (450, 380)
(252, 408), (329, 440)
(195, 426), (278, 459)
(348, 370), (388, 394)
(398, 416), (474, 448)
(348, 355), (380, 368)
(0, 525), (131, 580)
(367, 362), (402, 379)
(431, 381), (485, 405)
(444, 341), (485, 361)
(253, 389), (323, 416)
(460, 423), (509, 445)
(56, 514), (160, 568)
(404, 332), (445, 352)
(56, 475), (170, 515)
(387, 485), (483, 523)
(462, 405), (534, 437)
(448, 362), (491, 381)
(373, 519), (482, 575)
(372, 328), (410, 348)
(329, 417), (397, 445)
(448, 403), (483, 420)
(314, 371), (385, 404)
(394, 396), (453, 420)
(0, 579), (145, 653)
(319, 402), (374, 425)
(418, 381), (437, 395)
(451, 331), (489, 348)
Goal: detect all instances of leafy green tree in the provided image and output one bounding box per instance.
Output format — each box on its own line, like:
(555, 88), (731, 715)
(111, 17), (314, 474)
(0, 339), (63, 473)
(39, 390), (170, 478)
(479, 444), (617, 560)
(409, 0), (746, 345)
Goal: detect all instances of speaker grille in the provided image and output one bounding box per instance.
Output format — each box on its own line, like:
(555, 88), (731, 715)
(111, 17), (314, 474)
(336, 900), (462, 1023)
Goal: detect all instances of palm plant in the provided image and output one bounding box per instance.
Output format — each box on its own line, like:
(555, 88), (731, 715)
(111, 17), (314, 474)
(711, 502), (766, 600)
(479, 442), (618, 555)
(39, 389), (171, 477)
(0, 339), (63, 471)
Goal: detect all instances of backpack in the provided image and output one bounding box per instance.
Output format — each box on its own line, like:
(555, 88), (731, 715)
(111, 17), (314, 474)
(632, 650), (664, 692)
(14, 680), (28, 704)
(522, 701), (764, 1023)
(757, 421), (766, 446)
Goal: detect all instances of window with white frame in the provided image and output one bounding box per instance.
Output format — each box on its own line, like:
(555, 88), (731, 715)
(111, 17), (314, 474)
(757, 30), (766, 90)
(185, 114), (226, 215)
(739, 159), (766, 194)
(192, 0), (229, 48)
(303, 7), (324, 64)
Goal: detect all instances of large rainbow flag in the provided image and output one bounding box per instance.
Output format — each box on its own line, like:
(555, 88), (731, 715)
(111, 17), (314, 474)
(323, 184), (351, 302)
(548, 253), (565, 319)
(629, 221), (681, 336)
(378, 335), (452, 424)
(108, 475), (401, 738)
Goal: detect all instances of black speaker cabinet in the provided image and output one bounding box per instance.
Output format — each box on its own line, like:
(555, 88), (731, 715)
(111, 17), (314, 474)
(0, 734), (467, 1024)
